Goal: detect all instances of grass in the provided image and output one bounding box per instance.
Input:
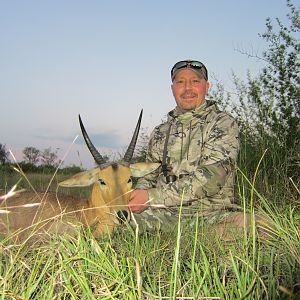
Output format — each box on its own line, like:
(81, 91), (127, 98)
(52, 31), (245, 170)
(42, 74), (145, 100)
(0, 167), (91, 199)
(0, 212), (299, 299)
(0, 166), (299, 299)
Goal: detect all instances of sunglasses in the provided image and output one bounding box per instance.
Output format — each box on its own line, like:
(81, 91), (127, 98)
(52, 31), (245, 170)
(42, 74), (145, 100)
(171, 60), (208, 81)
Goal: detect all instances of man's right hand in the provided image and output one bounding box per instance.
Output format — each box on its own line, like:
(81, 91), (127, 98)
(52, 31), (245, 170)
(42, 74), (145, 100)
(128, 189), (149, 213)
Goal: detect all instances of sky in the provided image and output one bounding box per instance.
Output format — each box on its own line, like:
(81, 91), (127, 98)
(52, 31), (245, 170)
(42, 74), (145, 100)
(0, 0), (293, 169)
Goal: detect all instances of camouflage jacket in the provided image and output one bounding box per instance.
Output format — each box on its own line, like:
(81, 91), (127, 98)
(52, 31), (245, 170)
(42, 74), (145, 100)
(135, 100), (240, 216)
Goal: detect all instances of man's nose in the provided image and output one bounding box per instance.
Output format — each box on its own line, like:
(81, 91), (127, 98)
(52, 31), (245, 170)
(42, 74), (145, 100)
(185, 80), (193, 89)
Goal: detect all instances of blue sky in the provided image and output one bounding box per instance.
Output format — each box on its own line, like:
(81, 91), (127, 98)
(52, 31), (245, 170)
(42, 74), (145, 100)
(0, 0), (291, 168)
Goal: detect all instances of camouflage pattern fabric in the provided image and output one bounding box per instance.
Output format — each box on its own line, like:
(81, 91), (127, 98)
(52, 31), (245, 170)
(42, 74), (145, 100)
(133, 100), (240, 231)
(131, 207), (237, 233)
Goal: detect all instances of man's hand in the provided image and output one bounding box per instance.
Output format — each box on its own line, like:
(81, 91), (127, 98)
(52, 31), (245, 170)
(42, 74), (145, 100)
(129, 189), (149, 213)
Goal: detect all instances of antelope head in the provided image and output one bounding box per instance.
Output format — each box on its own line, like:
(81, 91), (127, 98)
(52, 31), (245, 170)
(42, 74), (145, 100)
(59, 110), (159, 236)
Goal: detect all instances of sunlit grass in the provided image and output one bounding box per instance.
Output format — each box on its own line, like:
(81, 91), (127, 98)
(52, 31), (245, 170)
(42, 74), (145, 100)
(0, 203), (299, 299)
(0, 165), (299, 299)
(0, 209), (299, 299)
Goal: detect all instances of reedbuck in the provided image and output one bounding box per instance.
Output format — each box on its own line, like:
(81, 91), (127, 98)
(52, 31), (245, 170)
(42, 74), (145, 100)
(0, 110), (160, 242)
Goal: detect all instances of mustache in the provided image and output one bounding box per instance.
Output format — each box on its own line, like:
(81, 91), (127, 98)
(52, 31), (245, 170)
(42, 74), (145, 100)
(181, 92), (197, 98)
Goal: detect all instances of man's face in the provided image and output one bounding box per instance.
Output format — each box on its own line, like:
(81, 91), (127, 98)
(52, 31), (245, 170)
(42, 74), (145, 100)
(171, 69), (209, 112)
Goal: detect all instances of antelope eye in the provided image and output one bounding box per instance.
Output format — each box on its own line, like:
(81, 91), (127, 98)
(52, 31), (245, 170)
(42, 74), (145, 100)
(127, 177), (132, 184)
(98, 179), (106, 186)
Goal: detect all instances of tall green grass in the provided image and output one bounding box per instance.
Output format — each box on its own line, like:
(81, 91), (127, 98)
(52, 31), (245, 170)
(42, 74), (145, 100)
(0, 166), (90, 199)
(0, 209), (299, 299)
(0, 163), (299, 299)
(0, 201), (299, 298)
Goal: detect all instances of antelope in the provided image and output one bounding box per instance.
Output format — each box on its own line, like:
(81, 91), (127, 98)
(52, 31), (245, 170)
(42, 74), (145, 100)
(0, 110), (160, 242)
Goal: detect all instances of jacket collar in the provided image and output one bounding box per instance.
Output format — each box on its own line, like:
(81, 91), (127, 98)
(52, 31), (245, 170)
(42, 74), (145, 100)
(168, 100), (217, 123)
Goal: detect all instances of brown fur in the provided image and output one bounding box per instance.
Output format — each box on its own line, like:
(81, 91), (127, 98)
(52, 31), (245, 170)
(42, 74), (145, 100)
(0, 162), (160, 242)
(0, 191), (88, 242)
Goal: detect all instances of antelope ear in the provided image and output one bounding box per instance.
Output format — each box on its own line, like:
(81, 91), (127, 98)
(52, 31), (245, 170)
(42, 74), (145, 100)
(59, 168), (100, 187)
(130, 162), (160, 177)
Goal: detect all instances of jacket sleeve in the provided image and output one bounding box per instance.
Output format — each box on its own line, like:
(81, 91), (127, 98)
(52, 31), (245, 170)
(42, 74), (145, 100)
(142, 114), (240, 207)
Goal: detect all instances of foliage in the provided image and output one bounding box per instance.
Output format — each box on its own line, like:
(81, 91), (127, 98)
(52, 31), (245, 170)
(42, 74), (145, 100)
(40, 147), (61, 168)
(0, 144), (10, 165)
(22, 146), (41, 165)
(210, 0), (300, 199)
(132, 128), (150, 163)
(59, 164), (85, 175)
(16, 161), (41, 173)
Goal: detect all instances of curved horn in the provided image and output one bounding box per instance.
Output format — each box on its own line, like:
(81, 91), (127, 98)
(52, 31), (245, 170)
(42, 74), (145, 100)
(78, 114), (107, 166)
(123, 109), (143, 163)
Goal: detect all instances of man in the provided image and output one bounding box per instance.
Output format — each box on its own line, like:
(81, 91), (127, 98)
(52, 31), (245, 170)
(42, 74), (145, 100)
(128, 59), (241, 234)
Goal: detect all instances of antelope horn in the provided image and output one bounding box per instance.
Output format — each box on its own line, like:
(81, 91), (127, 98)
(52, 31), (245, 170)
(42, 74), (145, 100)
(123, 109), (143, 163)
(78, 114), (107, 166)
